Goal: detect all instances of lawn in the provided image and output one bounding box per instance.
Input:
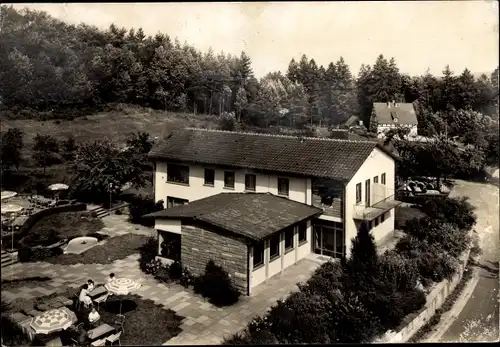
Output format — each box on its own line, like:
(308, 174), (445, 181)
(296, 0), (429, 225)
(21, 211), (104, 247)
(0, 104), (220, 159)
(97, 294), (183, 345)
(45, 234), (149, 265)
(2, 287), (183, 346)
(394, 205), (427, 229)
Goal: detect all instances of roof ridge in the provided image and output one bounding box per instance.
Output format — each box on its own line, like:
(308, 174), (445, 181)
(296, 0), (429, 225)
(183, 127), (376, 144)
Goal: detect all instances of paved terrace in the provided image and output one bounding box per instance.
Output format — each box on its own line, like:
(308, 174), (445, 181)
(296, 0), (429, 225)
(2, 215), (321, 345)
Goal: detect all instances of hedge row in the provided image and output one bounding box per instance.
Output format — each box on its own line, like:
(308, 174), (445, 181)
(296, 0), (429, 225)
(224, 196), (476, 344)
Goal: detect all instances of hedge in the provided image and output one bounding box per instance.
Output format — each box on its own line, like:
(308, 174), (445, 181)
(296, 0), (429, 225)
(224, 196), (475, 344)
(1, 203), (86, 248)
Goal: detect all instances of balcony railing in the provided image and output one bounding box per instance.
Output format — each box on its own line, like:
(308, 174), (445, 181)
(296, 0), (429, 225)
(353, 193), (401, 221)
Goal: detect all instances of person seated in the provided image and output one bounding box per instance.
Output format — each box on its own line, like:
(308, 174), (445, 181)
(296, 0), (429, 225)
(79, 284), (92, 307)
(87, 279), (95, 292)
(88, 305), (101, 327)
(106, 273), (115, 285)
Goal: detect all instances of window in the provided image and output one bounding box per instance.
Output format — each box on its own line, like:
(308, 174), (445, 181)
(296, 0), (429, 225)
(159, 231), (181, 261)
(269, 234), (280, 260)
(253, 241), (264, 268)
(356, 183), (362, 204)
(204, 168), (215, 186)
(298, 222), (307, 244)
(373, 176), (379, 184)
(277, 178), (289, 196)
(167, 197), (189, 209)
(381, 173), (386, 185)
(224, 171), (235, 188)
(167, 164), (189, 185)
(374, 217), (380, 227)
(245, 174), (256, 191)
(365, 179), (371, 207)
(368, 221), (373, 230)
(381, 212), (386, 223)
(284, 228), (294, 251)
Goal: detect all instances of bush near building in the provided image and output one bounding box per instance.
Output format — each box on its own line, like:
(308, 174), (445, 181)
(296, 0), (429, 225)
(223, 196), (476, 344)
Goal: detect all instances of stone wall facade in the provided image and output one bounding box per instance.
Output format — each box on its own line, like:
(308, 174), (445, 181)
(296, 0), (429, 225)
(180, 222), (249, 295)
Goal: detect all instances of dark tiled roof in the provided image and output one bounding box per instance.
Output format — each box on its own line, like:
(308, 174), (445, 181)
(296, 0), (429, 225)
(373, 102), (418, 125)
(149, 128), (387, 182)
(144, 193), (322, 241)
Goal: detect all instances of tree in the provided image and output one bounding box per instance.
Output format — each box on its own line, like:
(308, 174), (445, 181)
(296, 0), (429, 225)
(0, 128), (24, 174)
(70, 140), (148, 203)
(61, 135), (77, 161)
(344, 221), (378, 289)
(126, 131), (153, 155)
(32, 134), (60, 174)
(234, 86), (248, 122)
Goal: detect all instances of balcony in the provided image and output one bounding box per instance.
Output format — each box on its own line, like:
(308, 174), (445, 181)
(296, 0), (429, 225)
(353, 193), (402, 221)
(312, 179), (343, 219)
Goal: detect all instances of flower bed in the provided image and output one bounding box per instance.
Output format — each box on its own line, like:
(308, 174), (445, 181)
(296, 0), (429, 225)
(223, 196), (477, 344)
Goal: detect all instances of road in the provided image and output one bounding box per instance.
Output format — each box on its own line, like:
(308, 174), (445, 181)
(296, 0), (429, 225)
(438, 179), (499, 342)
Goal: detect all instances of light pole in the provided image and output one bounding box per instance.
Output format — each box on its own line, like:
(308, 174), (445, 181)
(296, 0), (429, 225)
(109, 183), (113, 212)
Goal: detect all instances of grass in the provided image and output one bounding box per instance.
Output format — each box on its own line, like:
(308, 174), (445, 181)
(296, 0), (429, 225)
(97, 294), (183, 345)
(21, 211), (104, 247)
(45, 234), (149, 265)
(0, 104), (220, 159)
(2, 287), (183, 345)
(394, 205), (427, 229)
(1, 276), (52, 291)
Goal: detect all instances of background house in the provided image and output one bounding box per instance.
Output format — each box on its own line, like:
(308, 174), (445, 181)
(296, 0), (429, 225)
(147, 128), (401, 294)
(370, 102), (418, 138)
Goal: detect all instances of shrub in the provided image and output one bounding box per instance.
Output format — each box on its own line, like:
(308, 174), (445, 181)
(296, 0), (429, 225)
(193, 260), (240, 307)
(179, 267), (195, 288)
(128, 195), (164, 226)
(168, 261), (183, 280)
(154, 265), (171, 283)
(139, 236), (159, 273)
(377, 251), (419, 292)
(299, 260), (344, 296)
(419, 196), (477, 231)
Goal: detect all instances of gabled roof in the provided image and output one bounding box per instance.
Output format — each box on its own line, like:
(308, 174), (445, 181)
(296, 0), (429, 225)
(144, 193), (322, 241)
(373, 102), (418, 125)
(149, 128), (397, 183)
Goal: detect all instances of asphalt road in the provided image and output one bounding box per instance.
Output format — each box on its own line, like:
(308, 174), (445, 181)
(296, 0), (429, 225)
(439, 179), (499, 342)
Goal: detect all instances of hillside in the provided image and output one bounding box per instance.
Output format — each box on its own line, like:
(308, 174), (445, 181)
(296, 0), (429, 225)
(0, 104), (220, 155)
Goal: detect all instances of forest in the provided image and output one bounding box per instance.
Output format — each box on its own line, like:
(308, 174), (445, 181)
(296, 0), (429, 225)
(1, 5), (498, 135)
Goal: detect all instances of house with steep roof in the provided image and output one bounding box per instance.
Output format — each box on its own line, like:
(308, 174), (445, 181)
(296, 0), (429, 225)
(145, 128), (401, 295)
(370, 102), (418, 138)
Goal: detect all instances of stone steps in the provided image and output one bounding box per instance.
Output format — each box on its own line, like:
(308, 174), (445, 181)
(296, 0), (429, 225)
(90, 203), (129, 219)
(1, 249), (18, 268)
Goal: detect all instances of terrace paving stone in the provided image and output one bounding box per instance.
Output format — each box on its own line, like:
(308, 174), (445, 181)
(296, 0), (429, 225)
(2, 216), (320, 345)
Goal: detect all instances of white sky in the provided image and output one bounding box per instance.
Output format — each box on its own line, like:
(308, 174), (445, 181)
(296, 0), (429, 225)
(8, 1), (499, 78)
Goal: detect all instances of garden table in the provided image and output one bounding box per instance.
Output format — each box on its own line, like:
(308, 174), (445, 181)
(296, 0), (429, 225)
(88, 285), (108, 301)
(87, 323), (116, 343)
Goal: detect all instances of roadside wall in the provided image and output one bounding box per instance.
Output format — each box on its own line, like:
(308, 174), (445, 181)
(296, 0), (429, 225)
(374, 238), (472, 343)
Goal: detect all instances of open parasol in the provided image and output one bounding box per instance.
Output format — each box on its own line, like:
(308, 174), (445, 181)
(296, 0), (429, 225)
(1, 191), (17, 200)
(1, 204), (23, 215)
(105, 277), (142, 314)
(30, 307), (77, 335)
(48, 183), (69, 191)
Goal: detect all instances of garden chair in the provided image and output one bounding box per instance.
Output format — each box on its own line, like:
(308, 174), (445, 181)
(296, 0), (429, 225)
(93, 293), (109, 311)
(114, 314), (125, 333)
(106, 331), (122, 346)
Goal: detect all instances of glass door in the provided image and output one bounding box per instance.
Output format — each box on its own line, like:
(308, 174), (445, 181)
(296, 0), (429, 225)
(314, 224), (344, 259)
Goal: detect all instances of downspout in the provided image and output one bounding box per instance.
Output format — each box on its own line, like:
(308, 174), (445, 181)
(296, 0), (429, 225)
(342, 182), (347, 265)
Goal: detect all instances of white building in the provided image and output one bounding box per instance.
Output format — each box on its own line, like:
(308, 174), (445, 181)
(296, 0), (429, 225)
(371, 102), (419, 138)
(146, 128), (401, 295)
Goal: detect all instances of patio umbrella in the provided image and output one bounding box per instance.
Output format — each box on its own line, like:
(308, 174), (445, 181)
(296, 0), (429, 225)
(30, 307), (77, 335)
(1, 204), (23, 215)
(105, 278), (142, 314)
(1, 191), (17, 200)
